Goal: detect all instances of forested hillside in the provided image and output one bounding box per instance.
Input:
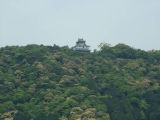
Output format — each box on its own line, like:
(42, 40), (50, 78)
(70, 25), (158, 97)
(0, 44), (160, 120)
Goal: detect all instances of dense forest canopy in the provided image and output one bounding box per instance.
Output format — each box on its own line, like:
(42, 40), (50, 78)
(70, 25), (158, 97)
(0, 44), (160, 120)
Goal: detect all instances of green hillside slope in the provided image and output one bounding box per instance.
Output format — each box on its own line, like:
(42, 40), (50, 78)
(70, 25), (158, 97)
(0, 44), (160, 120)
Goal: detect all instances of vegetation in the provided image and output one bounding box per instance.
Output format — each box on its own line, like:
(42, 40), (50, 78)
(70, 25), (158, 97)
(0, 43), (160, 120)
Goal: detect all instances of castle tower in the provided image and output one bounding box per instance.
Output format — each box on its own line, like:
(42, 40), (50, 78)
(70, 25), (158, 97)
(72, 38), (90, 52)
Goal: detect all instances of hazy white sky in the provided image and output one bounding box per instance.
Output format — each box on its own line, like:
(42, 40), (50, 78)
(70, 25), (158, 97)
(0, 0), (160, 50)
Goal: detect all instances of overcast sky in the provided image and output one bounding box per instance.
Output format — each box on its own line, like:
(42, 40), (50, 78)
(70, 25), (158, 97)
(0, 0), (160, 50)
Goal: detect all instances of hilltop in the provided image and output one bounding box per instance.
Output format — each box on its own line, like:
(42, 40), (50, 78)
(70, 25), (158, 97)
(0, 44), (160, 120)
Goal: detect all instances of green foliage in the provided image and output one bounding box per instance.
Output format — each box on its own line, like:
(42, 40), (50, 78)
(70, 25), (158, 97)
(0, 44), (160, 120)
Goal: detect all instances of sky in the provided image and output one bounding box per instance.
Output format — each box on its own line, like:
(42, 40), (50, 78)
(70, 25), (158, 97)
(0, 0), (160, 50)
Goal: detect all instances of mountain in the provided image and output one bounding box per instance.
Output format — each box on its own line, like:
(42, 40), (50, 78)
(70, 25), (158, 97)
(0, 44), (160, 120)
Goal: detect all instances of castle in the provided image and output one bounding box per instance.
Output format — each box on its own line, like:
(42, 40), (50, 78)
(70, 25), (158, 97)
(72, 38), (90, 52)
